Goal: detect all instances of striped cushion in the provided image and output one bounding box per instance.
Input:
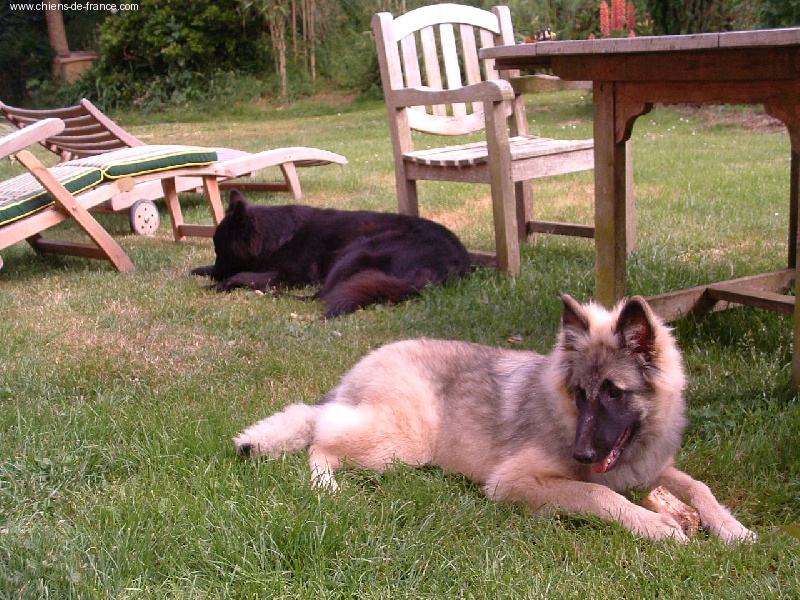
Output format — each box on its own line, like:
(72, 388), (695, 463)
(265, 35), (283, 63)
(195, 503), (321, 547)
(70, 145), (218, 179)
(0, 145), (218, 229)
(0, 165), (104, 227)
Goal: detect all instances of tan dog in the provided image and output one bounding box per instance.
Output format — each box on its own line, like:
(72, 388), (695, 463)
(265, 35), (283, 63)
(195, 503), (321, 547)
(235, 295), (755, 543)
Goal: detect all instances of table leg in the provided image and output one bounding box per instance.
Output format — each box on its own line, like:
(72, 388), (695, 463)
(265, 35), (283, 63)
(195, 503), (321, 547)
(593, 82), (631, 307)
(764, 104), (800, 390)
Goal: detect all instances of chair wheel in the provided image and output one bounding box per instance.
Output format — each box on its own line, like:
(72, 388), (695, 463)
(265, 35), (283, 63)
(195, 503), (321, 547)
(129, 199), (160, 236)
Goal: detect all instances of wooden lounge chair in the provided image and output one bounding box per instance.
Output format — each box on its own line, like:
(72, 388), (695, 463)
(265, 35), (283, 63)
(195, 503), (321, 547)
(1, 119), (330, 270)
(0, 118), (136, 271)
(373, 4), (602, 274)
(0, 98), (348, 236)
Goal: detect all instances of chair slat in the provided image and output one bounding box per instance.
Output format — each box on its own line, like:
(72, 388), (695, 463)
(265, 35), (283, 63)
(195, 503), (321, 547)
(479, 29), (497, 80)
(440, 23), (467, 117)
(400, 34), (425, 113)
(460, 24), (483, 116)
(420, 25), (446, 116)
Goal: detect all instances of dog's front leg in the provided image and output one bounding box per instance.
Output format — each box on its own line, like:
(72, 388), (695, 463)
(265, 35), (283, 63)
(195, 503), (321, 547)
(191, 264), (215, 277)
(487, 477), (688, 542)
(215, 271), (279, 293)
(654, 466), (756, 543)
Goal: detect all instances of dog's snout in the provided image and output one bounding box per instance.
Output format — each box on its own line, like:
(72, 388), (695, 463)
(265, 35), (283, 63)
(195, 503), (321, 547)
(572, 446), (596, 464)
(237, 443), (253, 457)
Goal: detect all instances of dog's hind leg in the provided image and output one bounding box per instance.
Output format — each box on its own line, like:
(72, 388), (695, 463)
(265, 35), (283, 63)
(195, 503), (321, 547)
(309, 446), (343, 491)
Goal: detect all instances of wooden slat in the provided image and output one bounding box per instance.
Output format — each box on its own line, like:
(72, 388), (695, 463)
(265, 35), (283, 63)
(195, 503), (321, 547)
(420, 25), (446, 116)
(460, 24), (483, 117)
(707, 282), (795, 313)
(29, 238), (110, 260)
(528, 221), (595, 238)
(461, 25), (481, 85)
(392, 3), (501, 40)
(176, 224), (215, 238)
(646, 269), (796, 321)
(400, 34), (422, 88)
(440, 23), (466, 117)
(405, 136), (593, 167)
(0, 118), (64, 157)
(479, 28), (496, 80)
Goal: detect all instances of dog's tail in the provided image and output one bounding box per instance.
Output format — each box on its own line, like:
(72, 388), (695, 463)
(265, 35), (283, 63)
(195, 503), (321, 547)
(234, 403), (319, 458)
(321, 269), (432, 318)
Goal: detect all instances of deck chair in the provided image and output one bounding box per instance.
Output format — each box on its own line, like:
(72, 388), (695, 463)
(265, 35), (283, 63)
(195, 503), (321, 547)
(373, 4), (598, 274)
(1, 119), (322, 270)
(0, 118), (136, 271)
(0, 98), (347, 237)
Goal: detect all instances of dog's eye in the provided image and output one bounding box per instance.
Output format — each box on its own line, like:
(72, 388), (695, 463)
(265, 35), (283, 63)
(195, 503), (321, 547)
(574, 387), (587, 406)
(605, 382), (624, 400)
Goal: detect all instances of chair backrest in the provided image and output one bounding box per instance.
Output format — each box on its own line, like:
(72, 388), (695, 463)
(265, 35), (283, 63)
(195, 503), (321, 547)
(0, 98), (145, 161)
(0, 118), (65, 160)
(373, 4), (517, 138)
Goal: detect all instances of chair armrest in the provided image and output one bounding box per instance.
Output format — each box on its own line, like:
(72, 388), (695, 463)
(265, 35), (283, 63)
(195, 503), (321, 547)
(0, 118), (65, 159)
(392, 80), (516, 107)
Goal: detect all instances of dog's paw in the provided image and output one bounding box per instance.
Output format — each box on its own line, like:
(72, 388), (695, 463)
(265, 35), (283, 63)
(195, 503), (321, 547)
(633, 511), (690, 543)
(214, 279), (242, 293)
(215, 272), (275, 293)
(711, 518), (757, 544)
(191, 265), (214, 277)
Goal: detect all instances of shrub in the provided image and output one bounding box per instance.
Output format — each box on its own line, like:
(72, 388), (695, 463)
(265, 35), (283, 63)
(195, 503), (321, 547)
(91, 0), (263, 107)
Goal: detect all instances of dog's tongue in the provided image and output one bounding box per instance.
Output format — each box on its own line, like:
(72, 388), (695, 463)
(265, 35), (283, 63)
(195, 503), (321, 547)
(591, 455), (615, 473)
(590, 427), (635, 473)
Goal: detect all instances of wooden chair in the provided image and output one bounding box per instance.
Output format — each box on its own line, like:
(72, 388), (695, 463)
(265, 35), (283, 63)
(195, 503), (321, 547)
(373, 4), (598, 274)
(0, 99), (347, 236)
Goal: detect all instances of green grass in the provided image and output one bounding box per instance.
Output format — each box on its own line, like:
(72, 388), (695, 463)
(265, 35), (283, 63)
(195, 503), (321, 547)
(1, 93), (799, 598)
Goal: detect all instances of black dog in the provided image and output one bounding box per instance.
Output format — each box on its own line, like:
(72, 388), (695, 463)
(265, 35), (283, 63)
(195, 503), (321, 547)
(192, 191), (472, 318)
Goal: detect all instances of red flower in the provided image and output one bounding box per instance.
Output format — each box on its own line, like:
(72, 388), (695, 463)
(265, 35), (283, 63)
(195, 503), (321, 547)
(600, 1), (610, 36)
(612, 0), (625, 31)
(627, 2), (637, 32)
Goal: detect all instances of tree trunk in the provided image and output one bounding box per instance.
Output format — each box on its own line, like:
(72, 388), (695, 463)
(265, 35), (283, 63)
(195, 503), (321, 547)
(308, 2), (315, 84)
(269, 16), (288, 99)
(45, 9), (70, 56)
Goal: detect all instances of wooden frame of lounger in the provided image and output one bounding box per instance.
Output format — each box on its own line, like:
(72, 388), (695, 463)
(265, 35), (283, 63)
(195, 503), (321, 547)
(1, 121), (343, 270)
(0, 99), (347, 238)
(1, 119), (136, 271)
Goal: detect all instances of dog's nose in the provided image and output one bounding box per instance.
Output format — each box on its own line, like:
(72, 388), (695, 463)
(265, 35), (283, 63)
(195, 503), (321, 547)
(237, 443), (253, 458)
(572, 447), (596, 464)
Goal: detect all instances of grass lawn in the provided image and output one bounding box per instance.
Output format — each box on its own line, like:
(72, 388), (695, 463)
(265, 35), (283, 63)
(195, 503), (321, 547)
(0, 93), (798, 598)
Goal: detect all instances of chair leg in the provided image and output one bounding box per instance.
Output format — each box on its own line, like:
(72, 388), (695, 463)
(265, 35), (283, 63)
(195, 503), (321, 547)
(397, 174), (420, 217)
(280, 162), (303, 198)
(489, 181), (521, 275)
(485, 100), (521, 276)
(203, 176), (225, 225)
(515, 180), (534, 242)
(16, 150), (135, 272)
(161, 177), (186, 242)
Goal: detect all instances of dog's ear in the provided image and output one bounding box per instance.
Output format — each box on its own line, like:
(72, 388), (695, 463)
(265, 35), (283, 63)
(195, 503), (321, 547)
(616, 296), (656, 361)
(561, 294), (589, 333)
(227, 190), (249, 217)
(560, 294), (590, 350)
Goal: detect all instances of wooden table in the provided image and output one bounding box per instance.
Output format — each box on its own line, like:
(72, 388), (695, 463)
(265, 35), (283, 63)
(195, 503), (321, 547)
(482, 28), (800, 388)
